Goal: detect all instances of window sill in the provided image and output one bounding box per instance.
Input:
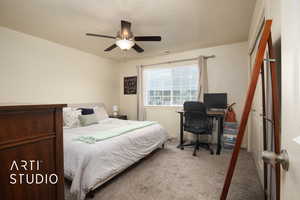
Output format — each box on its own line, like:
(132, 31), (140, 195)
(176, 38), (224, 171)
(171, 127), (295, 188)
(144, 105), (182, 110)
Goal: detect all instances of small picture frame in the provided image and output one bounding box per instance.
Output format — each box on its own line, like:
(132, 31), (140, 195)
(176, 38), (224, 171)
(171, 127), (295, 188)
(124, 76), (137, 95)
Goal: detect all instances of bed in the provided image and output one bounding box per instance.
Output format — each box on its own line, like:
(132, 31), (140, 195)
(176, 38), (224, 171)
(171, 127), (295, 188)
(63, 103), (168, 200)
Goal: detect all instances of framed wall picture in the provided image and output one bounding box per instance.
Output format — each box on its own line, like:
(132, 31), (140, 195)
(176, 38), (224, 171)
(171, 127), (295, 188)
(124, 76), (137, 95)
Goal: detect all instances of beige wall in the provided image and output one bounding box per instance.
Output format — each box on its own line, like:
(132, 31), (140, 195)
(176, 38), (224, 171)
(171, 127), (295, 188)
(249, 0), (281, 48)
(119, 42), (249, 144)
(0, 27), (119, 113)
(0, 26), (250, 147)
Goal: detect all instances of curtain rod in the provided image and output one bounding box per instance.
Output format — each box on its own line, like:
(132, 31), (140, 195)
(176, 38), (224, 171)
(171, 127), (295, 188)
(141, 55), (215, 67)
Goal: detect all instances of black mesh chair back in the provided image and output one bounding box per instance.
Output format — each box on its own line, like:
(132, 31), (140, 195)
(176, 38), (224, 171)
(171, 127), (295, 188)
(183, 101), (214, 156)
(183, 101), (210, 134)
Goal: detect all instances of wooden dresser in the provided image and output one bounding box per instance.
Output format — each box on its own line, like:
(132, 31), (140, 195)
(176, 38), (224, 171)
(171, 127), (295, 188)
(0, 104), (66, 200)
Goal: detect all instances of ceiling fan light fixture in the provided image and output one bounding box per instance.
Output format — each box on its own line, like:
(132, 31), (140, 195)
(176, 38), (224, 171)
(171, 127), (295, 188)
(115, 39), (135, 50)
(86, 20), (161, 53)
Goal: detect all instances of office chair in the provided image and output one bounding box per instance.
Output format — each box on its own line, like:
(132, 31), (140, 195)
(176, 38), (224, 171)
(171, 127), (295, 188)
(183, 101), (214, 156)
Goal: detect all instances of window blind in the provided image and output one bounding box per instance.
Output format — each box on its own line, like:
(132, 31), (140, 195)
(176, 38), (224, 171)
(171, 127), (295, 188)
(143, 64), (199, 106)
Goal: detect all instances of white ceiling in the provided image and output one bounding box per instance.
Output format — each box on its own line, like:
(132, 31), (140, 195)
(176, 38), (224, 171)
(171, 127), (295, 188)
(0, 0), (256, 61)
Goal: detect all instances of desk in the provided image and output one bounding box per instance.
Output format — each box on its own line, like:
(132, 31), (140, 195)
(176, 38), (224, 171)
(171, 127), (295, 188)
(177, 110), (225, 155)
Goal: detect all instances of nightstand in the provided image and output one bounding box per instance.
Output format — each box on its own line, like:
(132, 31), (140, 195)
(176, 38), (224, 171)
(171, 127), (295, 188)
(109, 114), (128, 120)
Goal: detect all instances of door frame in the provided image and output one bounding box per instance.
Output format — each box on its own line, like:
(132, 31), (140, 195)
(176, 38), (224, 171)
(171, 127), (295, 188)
(247, 6), (266, 153)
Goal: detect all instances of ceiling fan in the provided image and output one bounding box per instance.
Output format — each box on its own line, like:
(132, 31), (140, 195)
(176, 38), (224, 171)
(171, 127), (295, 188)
(86, 20), (161, 53)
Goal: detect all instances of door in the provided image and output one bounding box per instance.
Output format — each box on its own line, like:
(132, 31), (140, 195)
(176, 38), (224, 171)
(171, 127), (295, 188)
(281, 1), (300, 199)
(249, 34), (264, 184)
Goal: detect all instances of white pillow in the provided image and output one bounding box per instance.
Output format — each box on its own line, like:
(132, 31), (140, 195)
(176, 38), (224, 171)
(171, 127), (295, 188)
(63, 107), (81, 128)
(63, 107), (72, 126)
(93, 106), (108, 121)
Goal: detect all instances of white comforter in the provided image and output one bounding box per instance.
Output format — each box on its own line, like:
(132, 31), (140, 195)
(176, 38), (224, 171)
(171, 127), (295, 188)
(63, 118), (168, 200)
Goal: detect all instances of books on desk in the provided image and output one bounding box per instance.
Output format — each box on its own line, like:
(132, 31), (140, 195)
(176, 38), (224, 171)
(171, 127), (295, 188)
(223, 122), (238, 150)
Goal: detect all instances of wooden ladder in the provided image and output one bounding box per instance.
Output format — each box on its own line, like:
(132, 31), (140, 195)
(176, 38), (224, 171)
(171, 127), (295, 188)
(220, 19), (281, 200)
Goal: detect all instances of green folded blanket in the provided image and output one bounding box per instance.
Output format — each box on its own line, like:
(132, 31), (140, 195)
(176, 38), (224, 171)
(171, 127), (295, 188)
(75, 121), (157, 144)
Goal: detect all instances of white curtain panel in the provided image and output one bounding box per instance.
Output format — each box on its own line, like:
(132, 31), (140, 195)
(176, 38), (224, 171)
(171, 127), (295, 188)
(137, 65), (145, 121)
(198, 56), (209, 101)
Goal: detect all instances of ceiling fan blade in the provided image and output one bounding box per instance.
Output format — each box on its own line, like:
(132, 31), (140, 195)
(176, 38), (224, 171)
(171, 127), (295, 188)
(132, 43), (144, 53)
(134, 36), (161, 41)
(104, 44), (117, 51)
(86, 33), (116, 39)
(121, 20), (131, 33)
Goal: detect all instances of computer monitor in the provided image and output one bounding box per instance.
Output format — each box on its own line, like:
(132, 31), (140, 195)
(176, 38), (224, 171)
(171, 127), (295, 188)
(204, 93), (227, 109)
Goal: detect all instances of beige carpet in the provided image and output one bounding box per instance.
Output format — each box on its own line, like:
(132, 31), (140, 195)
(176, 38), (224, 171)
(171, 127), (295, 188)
(65, 141), (264, 200)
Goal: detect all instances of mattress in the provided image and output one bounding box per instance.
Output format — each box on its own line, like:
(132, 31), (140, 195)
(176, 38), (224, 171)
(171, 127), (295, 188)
(63, 118), (168, 200)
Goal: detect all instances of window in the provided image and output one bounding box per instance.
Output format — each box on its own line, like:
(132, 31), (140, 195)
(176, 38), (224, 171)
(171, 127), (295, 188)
(143, 65), (199, 106)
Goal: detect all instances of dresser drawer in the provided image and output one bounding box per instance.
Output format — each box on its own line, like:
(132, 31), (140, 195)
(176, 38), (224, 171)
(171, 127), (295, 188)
(0, 138), (56, 200)
(0, 104), (66, 200)
(0, 109), (56, 145)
